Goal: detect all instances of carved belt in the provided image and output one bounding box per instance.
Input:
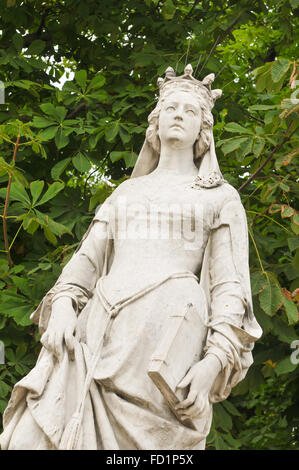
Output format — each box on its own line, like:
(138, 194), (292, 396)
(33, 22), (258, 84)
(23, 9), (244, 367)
(95, 271), (199, 318)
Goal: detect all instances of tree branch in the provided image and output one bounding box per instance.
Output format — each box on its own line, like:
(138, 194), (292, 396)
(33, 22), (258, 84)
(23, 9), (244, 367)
(83, 142), (119, 200)
(238, 121), (297, 192)
(243, 109), (264, 124)
(197, 9), (246, 77)
(66, 102), (111, 120)
(66, 102), (88, 120)
(214, 12), (244, 49)
(3, 134), (20, 268)
(23, 7), (52, 48)
(186, 0), (200, 18)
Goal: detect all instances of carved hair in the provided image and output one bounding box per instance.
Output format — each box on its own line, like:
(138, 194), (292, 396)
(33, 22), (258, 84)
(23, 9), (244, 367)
(145, 88), (214, 164)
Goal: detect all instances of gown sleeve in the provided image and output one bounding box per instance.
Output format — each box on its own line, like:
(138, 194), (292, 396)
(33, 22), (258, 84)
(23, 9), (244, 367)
(200, 186), (263, 403)
(30, 195), (114, 334)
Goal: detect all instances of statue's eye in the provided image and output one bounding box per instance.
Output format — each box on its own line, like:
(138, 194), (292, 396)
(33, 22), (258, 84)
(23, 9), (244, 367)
(186, 109), (195, 116)
(166, 106), (176, 112)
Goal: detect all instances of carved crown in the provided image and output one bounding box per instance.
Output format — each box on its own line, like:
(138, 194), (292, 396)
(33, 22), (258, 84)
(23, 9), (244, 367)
(157, 64), (222, 109)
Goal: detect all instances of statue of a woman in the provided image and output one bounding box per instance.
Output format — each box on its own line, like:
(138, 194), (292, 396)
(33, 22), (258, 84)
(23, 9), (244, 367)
(0, 65), (262, 450)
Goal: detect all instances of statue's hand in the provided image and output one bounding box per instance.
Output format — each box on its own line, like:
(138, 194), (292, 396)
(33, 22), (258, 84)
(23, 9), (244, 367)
(175, 355), (222, 420)
(40, 296), (78, 361)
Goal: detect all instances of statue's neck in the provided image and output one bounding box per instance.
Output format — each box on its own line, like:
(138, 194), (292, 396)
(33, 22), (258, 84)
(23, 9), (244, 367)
(156, 145), (198, 177)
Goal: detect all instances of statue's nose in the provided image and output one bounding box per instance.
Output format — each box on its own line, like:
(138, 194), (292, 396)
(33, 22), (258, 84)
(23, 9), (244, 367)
(174, 110), (183, 120)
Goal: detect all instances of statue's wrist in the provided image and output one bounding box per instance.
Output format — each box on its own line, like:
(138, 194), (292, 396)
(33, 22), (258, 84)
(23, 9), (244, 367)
(52, 294), (77, 313)
(202, 353), (222, 375)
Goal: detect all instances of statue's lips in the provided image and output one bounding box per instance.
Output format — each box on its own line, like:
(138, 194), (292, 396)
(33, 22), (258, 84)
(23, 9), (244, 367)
(170, 124), (184, 130)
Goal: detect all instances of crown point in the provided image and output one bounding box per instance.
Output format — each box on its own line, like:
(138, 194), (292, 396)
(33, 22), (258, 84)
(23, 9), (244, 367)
(184, 64), (193, 75)
(157, 77), (164, 87)
(202, 73), (215, 86)
(211, 89), (222, 101)
(165, 66), (176, 78)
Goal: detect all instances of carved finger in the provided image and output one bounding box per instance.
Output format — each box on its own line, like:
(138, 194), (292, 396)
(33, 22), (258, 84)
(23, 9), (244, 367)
(199, 397), (210, 416)
(65, 328), (75, 360)
(177, 370), (193, 389)
(54, 332), (63, 361)
(75, 326), (81, 343)
(179, 413), (195, 421)
(178, 398), (204, 419)
(175, 390), (197, 410)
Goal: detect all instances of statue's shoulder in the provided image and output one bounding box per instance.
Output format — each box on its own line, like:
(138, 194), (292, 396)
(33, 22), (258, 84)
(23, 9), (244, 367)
(198, 182), (243, 222)
(219, 181), (241, 204)
(203, 183), (247, 230)
(200, 181), (240, 205)
(218, 183), (248, 227)
(111, 176), (145, 193)
(108, 178), (134, 199)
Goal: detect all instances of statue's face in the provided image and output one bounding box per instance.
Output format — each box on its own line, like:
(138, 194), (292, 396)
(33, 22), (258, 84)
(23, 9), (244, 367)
(158, 90), (202, 150)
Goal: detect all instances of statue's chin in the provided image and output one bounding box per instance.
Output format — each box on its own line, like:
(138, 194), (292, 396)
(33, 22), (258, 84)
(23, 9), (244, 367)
(166, 136), (195, 150)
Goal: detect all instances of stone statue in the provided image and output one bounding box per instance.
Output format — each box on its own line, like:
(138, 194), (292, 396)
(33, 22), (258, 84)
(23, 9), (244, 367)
(0, 65), (262, 450)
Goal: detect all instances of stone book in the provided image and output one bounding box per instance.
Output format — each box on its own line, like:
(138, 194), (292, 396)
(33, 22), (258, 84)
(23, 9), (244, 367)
(147, 302), (206, 431)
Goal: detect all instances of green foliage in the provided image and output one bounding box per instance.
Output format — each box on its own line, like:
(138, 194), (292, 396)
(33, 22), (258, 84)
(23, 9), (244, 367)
(0, 0), (298, 449)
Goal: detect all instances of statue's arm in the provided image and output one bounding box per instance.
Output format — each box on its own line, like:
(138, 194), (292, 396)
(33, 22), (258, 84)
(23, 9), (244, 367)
(52, 216), (109, 305)
(201, 196), (262, 402)
(30, 197), (113, 335)
(202, 222), (246, 371)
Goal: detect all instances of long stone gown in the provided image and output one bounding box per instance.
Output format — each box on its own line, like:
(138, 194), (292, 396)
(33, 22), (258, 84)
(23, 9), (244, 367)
(0, 172), (262, 450)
